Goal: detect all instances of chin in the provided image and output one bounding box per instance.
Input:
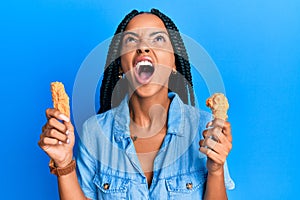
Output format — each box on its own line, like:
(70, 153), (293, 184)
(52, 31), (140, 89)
(129, 83), (168, 99)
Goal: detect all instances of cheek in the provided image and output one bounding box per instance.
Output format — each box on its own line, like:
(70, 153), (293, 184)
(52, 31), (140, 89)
(120, 54), (132, 73)
(171, 54), (176, 68)
(158, 52), (176, 69)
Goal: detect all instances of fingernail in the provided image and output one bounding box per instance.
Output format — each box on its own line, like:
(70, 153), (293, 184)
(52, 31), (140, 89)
(66, 138), (70, 144)
(58, 141), (63, 145)
(66, 130), (70, 135)
(59, 114), (70, 122)
(207, 122), (213, 127)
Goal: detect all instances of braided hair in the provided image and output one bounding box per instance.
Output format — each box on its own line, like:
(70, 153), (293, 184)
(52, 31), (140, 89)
(98, 8), (195, 114)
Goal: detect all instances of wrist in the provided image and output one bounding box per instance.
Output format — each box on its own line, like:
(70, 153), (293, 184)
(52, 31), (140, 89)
(54, 154), (73, 168)
(49, 159), (76, 177)
(208, 167), (224, 177)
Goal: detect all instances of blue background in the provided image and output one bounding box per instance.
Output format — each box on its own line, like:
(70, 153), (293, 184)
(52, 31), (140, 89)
(0, 0), (299, 199)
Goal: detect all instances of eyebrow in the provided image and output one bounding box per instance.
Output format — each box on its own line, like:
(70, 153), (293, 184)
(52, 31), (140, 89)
(123, 32), (139, 37)
(123, 31), (169, 37)
(149, 31), (169, 37)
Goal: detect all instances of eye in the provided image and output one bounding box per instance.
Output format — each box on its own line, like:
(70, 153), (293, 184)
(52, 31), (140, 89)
(124, 36), (138, 45)
(153, 35), (166, 43)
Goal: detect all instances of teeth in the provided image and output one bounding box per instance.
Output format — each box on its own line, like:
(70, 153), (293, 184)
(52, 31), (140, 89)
(136, 60), (153, 71)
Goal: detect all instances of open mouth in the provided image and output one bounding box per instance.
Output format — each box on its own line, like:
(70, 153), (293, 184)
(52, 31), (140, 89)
(134, 60), (155, 84)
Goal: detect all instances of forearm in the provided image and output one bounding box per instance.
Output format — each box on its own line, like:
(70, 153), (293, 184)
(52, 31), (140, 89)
(204, 168), (227, 200)
(57, 170), (89, 200)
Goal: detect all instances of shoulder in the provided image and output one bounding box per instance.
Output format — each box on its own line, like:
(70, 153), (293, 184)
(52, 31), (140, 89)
(79, 94), (130, 140)
(183, 104), (212, 128)
(171, 93), (212, 125)
(169, 92), (212, 131)
(84, 109), (114, 128)
(79, 108), (116, 140)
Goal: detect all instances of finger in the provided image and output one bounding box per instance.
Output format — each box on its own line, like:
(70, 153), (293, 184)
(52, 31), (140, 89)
(202, 129), (208, 138)
(203, 126), (222, 142)
(206, 121), (213, 128)
(220, 125), (232, 144)
(207, 137), (230, 156)
(203, 137), (218, 151)
(211, 118), (227, 129)
(48, 117), (68, 133)
(64, 121), (74, 133)
(42, 124), (47, 132)
(199, 139), (205, 147)
(207, 127), (229, 144)
(64, 121), (75, 145)
(45, 108), (70, 122)
(205, 130), (232, 152)
(208, 119), (232, 143)
(45, 129), (69, 143)
(222, 121), (232, 138)
(199, 147), (226, 165)
(38, 136), (60, 148)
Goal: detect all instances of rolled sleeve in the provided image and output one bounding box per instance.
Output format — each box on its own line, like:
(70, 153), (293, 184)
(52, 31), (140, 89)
(76, 122), (98, 199)
(223, 160), (235, 190)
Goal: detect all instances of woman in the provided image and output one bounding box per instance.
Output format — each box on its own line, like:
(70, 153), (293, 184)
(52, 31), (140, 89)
(39, 9), (234, 199)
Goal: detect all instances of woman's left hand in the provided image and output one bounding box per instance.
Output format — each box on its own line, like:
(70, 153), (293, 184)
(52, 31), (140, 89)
(199, 119), (232, 175)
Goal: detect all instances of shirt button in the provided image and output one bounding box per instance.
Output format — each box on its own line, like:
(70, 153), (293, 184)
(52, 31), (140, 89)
(186, 182), (193, 190)
(103, 183), (110, 190)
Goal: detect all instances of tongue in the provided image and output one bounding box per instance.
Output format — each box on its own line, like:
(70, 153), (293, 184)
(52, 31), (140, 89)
(138, 65), (154, 81)
(139, 71), (153, 80)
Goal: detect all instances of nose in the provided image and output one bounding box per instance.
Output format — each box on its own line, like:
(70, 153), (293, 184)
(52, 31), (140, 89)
(136, 48), (150, 54)
(136, 39), (150, 54)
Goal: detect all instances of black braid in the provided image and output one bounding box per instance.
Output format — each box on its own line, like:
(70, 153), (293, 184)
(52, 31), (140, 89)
(98, 9), (195, 114)
(99, 10), (140, 114)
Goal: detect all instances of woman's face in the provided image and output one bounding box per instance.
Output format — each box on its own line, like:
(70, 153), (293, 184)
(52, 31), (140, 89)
(120, 13), (176, 98)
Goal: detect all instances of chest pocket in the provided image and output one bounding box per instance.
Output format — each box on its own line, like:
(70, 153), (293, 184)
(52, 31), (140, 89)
(93, 173), (129, 200)
(165, 171), (205, 199)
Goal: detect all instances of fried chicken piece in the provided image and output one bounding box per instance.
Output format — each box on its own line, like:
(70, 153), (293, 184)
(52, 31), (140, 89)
(50, 82), (70, 118)
(206, 93), (229, 121)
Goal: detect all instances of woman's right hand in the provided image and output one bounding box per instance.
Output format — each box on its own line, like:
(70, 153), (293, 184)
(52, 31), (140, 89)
(38, 108), (75, 168)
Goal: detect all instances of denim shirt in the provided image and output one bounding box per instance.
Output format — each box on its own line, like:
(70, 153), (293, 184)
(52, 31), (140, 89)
(76, 92), (235, 200)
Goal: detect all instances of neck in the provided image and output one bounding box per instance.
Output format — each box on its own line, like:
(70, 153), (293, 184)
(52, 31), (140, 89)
(129, 90), (170, 128)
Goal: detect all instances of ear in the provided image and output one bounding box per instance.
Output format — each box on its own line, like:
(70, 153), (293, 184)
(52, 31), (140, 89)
(118, 67), (125, 79)
(173, 62), (177, 72)
(119, 67), (123, 73)
(171, 68), (177, 75)
(172, 59), (176, 71)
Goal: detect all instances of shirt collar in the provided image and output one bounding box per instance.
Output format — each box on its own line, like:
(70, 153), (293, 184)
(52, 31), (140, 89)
(113, 92), (186, 141)
(166, 92), (185, 136)
(113, 94), (131, 142)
